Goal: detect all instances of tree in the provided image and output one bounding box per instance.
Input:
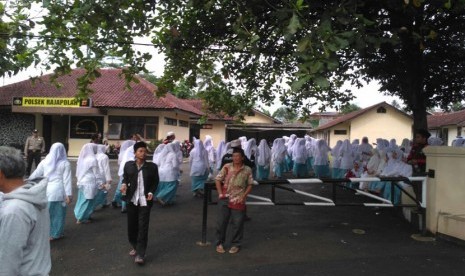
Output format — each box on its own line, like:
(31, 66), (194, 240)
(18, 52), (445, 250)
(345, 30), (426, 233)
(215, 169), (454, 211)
(3, 1), (465, 130)
(450, 101), (465, 112)
(272, 107), (298, 123)
(340, 103), (361, 114)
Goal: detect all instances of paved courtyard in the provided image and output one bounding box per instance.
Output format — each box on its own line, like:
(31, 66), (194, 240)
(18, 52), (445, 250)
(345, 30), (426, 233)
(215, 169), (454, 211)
(49, 160), (465, 275)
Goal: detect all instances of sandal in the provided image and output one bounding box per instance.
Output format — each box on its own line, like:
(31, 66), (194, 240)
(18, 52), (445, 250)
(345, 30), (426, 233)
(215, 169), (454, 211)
(129, 249), (137, 256)
(216, 244), (225, 254)
(229, 246), (240, 254)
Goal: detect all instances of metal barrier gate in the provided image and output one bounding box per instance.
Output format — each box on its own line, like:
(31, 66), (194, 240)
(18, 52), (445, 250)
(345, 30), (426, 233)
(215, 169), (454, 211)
(198, 176), (428, 246)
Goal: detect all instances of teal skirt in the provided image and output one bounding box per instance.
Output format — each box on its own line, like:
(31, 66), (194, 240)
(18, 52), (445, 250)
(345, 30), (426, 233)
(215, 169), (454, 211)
(382, 182), (401, 205)
(191, 172), (209, 192)
(273, 162), (285, 178)
(74, 189), (95, 222)
(49, 201), (67, 239)
(293, 163), (308, 177)
(314, 165), (330, 178)
(257, 165), (270, 180)
(155, 180), (178, 204)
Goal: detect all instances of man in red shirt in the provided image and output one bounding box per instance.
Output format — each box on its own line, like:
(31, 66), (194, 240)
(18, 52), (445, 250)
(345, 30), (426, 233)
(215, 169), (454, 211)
(407, 128), (430, 201)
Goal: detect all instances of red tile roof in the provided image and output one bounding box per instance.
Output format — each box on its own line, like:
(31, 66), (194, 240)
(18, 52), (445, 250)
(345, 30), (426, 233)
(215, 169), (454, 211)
(0, 68), (202, 115)
(312, 102), (411, 131)
(427, 109), (465, 128)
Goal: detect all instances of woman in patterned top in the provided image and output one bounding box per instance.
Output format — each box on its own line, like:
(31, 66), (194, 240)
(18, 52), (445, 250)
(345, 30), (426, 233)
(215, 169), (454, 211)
(214, 148), (253, 254)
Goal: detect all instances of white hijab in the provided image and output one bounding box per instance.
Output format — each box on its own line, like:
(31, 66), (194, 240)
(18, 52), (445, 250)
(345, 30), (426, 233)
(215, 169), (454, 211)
(118, 145), (135, 177)
(314, 139), (331, 165)
(272, 138), (286, 163)
(76, 143), (98, 180)
(340, 139), (354, 170)
(152, 144), (166, 166)
(190, 139), (209, 176)
(292, 138), (307, 164)
(42, 142), (67, 180)
(257, 139), (271, 166)
(158, 143), (180, 182)
(244, 138), (257, 160)
(118, 140), (135, 165)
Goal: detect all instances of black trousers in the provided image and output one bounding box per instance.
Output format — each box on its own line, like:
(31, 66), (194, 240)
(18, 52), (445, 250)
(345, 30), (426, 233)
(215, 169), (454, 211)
(215, 199), (245, 247)
(127, 202), (152, 257)
(26, 150), (41, 175)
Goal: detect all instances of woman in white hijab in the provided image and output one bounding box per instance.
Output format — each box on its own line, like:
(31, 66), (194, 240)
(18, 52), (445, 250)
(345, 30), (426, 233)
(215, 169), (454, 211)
(29, 142), (72, 240)
(94, 144), (112, 210)
(292, 138), (308, 177)
(304, 135), (315, 173)
(400, 138), (412, 157)
(152, 143), (166, 166)
(244, 138), (258, 178)
(381, 149), (412, 204)
(285, 134), (297, 172)
(359, 148), (381, 191)
(428, 137), (443, 146)
(271, 138), (287, 178)
(368, 150), (388, 195)
(204, 135), (217, 174)
(116, 143), (136, 213)
(331, 140), (343, 178)
(313, 139), (331, 178)
(190, 139), (210, 197)
(216, 140), (226, 171)
(256, 139), (271, 180)
(74, 143), (99, 224)
(339, 139), (354, 174)
(112, 140), (136, 209)
(155, 143), (181, 205)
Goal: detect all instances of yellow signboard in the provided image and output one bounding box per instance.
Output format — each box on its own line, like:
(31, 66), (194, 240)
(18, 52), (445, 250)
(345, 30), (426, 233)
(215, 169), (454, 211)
(12, 97), (91, 108)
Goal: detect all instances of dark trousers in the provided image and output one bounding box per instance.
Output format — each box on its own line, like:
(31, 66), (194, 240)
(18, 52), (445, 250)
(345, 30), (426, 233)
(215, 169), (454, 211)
(127, 202), (151, 257)
(216, 199), (245, 247)
(26, 150), (41, 175)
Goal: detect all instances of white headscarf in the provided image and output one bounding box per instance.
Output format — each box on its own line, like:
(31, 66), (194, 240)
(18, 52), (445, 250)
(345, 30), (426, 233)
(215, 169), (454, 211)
(376, 150), (387, 175)
(314, 139), (331, 166)
(172, 140), (183, 164)
(358, 137), (373, 161)
(340, 139), (354, 170)
(76, 143), (98, 180)
(287, 134), (297, 156)
(272, 138), (287, 164)
(158, 143), (180, 182)
(204, 135), (216, 164)
(152, 144), (166, 166)
(189, 139), (209, 176)
(244, 138), (257, 160)
(257, 139), (271, 166)
(292, 138), (307, 164)
(41, 142), (68, 180)
(216, 140), (226, 169)
(366, 148), (381, 175)
(428, 137), (443, 146)
(118, 145), (135, 177)
(331, 140), (343, 169)
(452, 138), (465, 147)
(118, 140), (135, 165)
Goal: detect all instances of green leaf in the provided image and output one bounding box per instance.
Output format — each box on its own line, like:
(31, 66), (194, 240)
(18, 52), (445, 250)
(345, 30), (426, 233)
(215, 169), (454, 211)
(314, 76), (330, 88)
(287, 13), (302, 35)
(297, 37), (310, 52)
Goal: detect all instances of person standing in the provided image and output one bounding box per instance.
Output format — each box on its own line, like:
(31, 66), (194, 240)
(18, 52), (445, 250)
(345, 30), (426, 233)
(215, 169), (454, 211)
(215, 148), (253, 254)
(163, 131), (176, 144)
(120, 142), (159, 265)
(407, 129), (430, 200)
(0, 146), (51, 275)
(29, 142), (72, 240)
(24, 129), (46, 176)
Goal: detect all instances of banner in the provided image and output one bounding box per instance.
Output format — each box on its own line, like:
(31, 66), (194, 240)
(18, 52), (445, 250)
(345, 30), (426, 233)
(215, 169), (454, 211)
(12, 97), (91, 108)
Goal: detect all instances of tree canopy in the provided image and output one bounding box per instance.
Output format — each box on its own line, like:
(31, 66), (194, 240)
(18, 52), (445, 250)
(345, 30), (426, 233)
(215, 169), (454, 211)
(2, 0), (465, 130)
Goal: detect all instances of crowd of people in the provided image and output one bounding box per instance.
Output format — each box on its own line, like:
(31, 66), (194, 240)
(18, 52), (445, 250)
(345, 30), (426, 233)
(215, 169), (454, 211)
(0, 127), (448, 273)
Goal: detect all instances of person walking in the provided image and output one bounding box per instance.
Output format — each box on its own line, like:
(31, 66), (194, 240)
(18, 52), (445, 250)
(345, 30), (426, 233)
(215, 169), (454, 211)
(24, 129), (45, 176)
(74, 143), (99, 224)
(0, 146), (51, 275)
(120, 142), (159, 265)
(29, 142), (72, 240)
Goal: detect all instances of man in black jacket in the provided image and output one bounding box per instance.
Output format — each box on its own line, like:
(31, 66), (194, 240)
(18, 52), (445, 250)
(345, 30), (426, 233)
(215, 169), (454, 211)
(120, 141), (159, 265)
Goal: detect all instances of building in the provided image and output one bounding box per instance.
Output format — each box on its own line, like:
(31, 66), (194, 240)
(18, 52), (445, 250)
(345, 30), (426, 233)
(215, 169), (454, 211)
(311, 102), (413, 147)
(0, 68), (290, 156)
(427, 109), (465, 146)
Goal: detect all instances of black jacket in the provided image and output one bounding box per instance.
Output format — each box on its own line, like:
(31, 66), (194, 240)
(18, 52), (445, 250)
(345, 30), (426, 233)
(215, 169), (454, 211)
(122, 161), (159, 205)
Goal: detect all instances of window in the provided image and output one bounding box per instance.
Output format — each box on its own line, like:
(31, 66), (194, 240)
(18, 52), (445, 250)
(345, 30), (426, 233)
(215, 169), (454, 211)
(179, 120), (189, 127)
(108, 116), (158, 140)
(377, 106), (387, 113)
(334, 129), (347, 135)
(164, 117), (177, 126)
(247, 110), (255, 116)
(70, 116), (103, 139)
(458, 127), (462, 137)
